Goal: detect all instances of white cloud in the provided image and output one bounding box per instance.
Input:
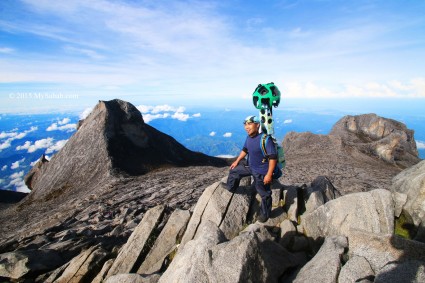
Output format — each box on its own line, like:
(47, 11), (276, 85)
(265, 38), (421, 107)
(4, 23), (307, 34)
(11, 162), (19, 169)
(417, 141), (425, 150)
(15, 182), (31, 193)
(46, 139), (68, 154)
(80, 107), (93, 119)
(137, 105), (153, 114)
(143, 113), (170, 123)
(0, 126), (39, 151)
(136, 104), (194, 123)
(209, 131), (216, 136)
(0, 178), (4, 184)
(283, 119), (293, 124)
(223, 132), (232, 138)
(0, 126), (37, 140)
(11, 158), (25, 170)
(153, 105), (184, 114)
(0, 140), (12, 151)
(46, 122), (76, 132)
(284, 79), (425, 99)
(1, 165), (7, 171)
(16, 138), (54, 153)
(8, 171), (30, 193)
(10, 171), (24, 179)
(172, 112), (190, 122)
(0, 131), (17, 139)
(58, 117), (71, 125)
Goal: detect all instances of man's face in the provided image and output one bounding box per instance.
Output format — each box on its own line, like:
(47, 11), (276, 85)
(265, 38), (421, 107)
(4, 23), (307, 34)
(244, 122), (260, 137)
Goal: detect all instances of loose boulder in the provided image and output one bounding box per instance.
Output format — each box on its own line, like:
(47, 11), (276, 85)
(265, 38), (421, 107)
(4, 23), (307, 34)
(391, 160), (425, 230)
(301, 189), (394, 240)
(293, 236), (348, 283)
(0, 249), (64, 280)
(159, 220), (226, 283)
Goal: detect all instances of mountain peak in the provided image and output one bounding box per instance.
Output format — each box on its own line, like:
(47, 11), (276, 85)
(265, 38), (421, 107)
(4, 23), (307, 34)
(25, 99), (227, 202)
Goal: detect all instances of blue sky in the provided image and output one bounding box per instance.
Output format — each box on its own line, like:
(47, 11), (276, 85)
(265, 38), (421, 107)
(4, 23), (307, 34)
(1, 0), (425, 113)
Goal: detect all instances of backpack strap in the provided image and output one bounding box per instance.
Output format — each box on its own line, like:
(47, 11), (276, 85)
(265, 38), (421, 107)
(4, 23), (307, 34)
(260, 134), (269, 158)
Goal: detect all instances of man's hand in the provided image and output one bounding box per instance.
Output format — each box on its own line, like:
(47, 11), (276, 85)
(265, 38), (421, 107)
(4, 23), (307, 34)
(264, 174), (273, 185)
(230, 151), (247, 170)
(230, 160), (239, 170)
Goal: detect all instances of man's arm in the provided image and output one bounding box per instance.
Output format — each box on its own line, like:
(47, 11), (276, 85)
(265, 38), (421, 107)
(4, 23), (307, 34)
(230, 150), (247, 169)
(264, 158), (277, 185)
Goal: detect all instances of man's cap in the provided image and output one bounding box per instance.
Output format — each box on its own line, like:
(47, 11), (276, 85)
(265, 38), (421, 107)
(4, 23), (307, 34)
(243, 115), (260, 124)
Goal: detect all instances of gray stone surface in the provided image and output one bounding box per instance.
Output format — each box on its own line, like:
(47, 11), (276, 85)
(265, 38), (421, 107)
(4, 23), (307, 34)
(282, 113), (415, 195)
(104, 273), (152, 283)
(305, 190), (324, 214)
(301, 189), (394, 240)
(0, 249), (64, 279)
(392, 191), (408, 217)
(180, 182), (220, 246)
(338, 255), (374, 283)
(54, 245), (108, 283)
(158, 220), (226, 283)
(217, 185), (252, 240)
(391, 160), (425, 226)
(137, 209), (190, 275)
(293, 236), (348, 283)
(92, 259), (114, 283)
(107, 205), (165, 277)
(284, 186), (298, 222)
(348, 230), (425, 273)
(279, 219), (297, 248)
(204, 229), (297, 283)
(330, 114), (420, 168)
(375, 260), (425, 283)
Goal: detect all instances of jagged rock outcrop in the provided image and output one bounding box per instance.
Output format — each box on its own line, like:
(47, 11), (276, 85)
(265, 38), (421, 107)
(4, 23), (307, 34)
(283, 113), (420, 194)
(293, 236), (348, 283)
(338, 255), (374, 283)
(390, 160), (425, 241)
(52, 245), (108, 283)
(301, 189), (394, 241)
(330, 113), (420, 168)
(24, 154), (48, 190)
(23, 99), (226, 204)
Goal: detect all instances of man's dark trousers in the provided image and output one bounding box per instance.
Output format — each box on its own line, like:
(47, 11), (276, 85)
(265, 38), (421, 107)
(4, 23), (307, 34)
(226, 160), (272, 218)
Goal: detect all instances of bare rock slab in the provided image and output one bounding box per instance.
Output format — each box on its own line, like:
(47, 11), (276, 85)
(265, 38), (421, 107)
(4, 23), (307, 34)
(293, 236), (348, 283)
(205, 229), (298, 283)
(159, 220), (226, 283)
(137, 209), (190, 275)
(338, 255), (374, 283)
(107, 205), (165, 277)
(391, 160), (425, 226)
(54, 245), (108, 283)
(301, 189), (394, 240)
(348, 230), (425, 273)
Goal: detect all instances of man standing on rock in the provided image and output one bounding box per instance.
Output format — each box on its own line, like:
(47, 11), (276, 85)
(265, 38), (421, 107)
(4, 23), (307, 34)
(222, 115), (277, 223)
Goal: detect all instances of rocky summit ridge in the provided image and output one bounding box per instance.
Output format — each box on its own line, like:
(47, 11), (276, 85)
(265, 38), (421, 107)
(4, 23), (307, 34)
(0, 99), (424, 283)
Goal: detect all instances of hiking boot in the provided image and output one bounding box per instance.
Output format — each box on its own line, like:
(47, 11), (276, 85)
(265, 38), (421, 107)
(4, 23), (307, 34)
(220, 182), (235, 192)
(257, 214), (269, 223)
